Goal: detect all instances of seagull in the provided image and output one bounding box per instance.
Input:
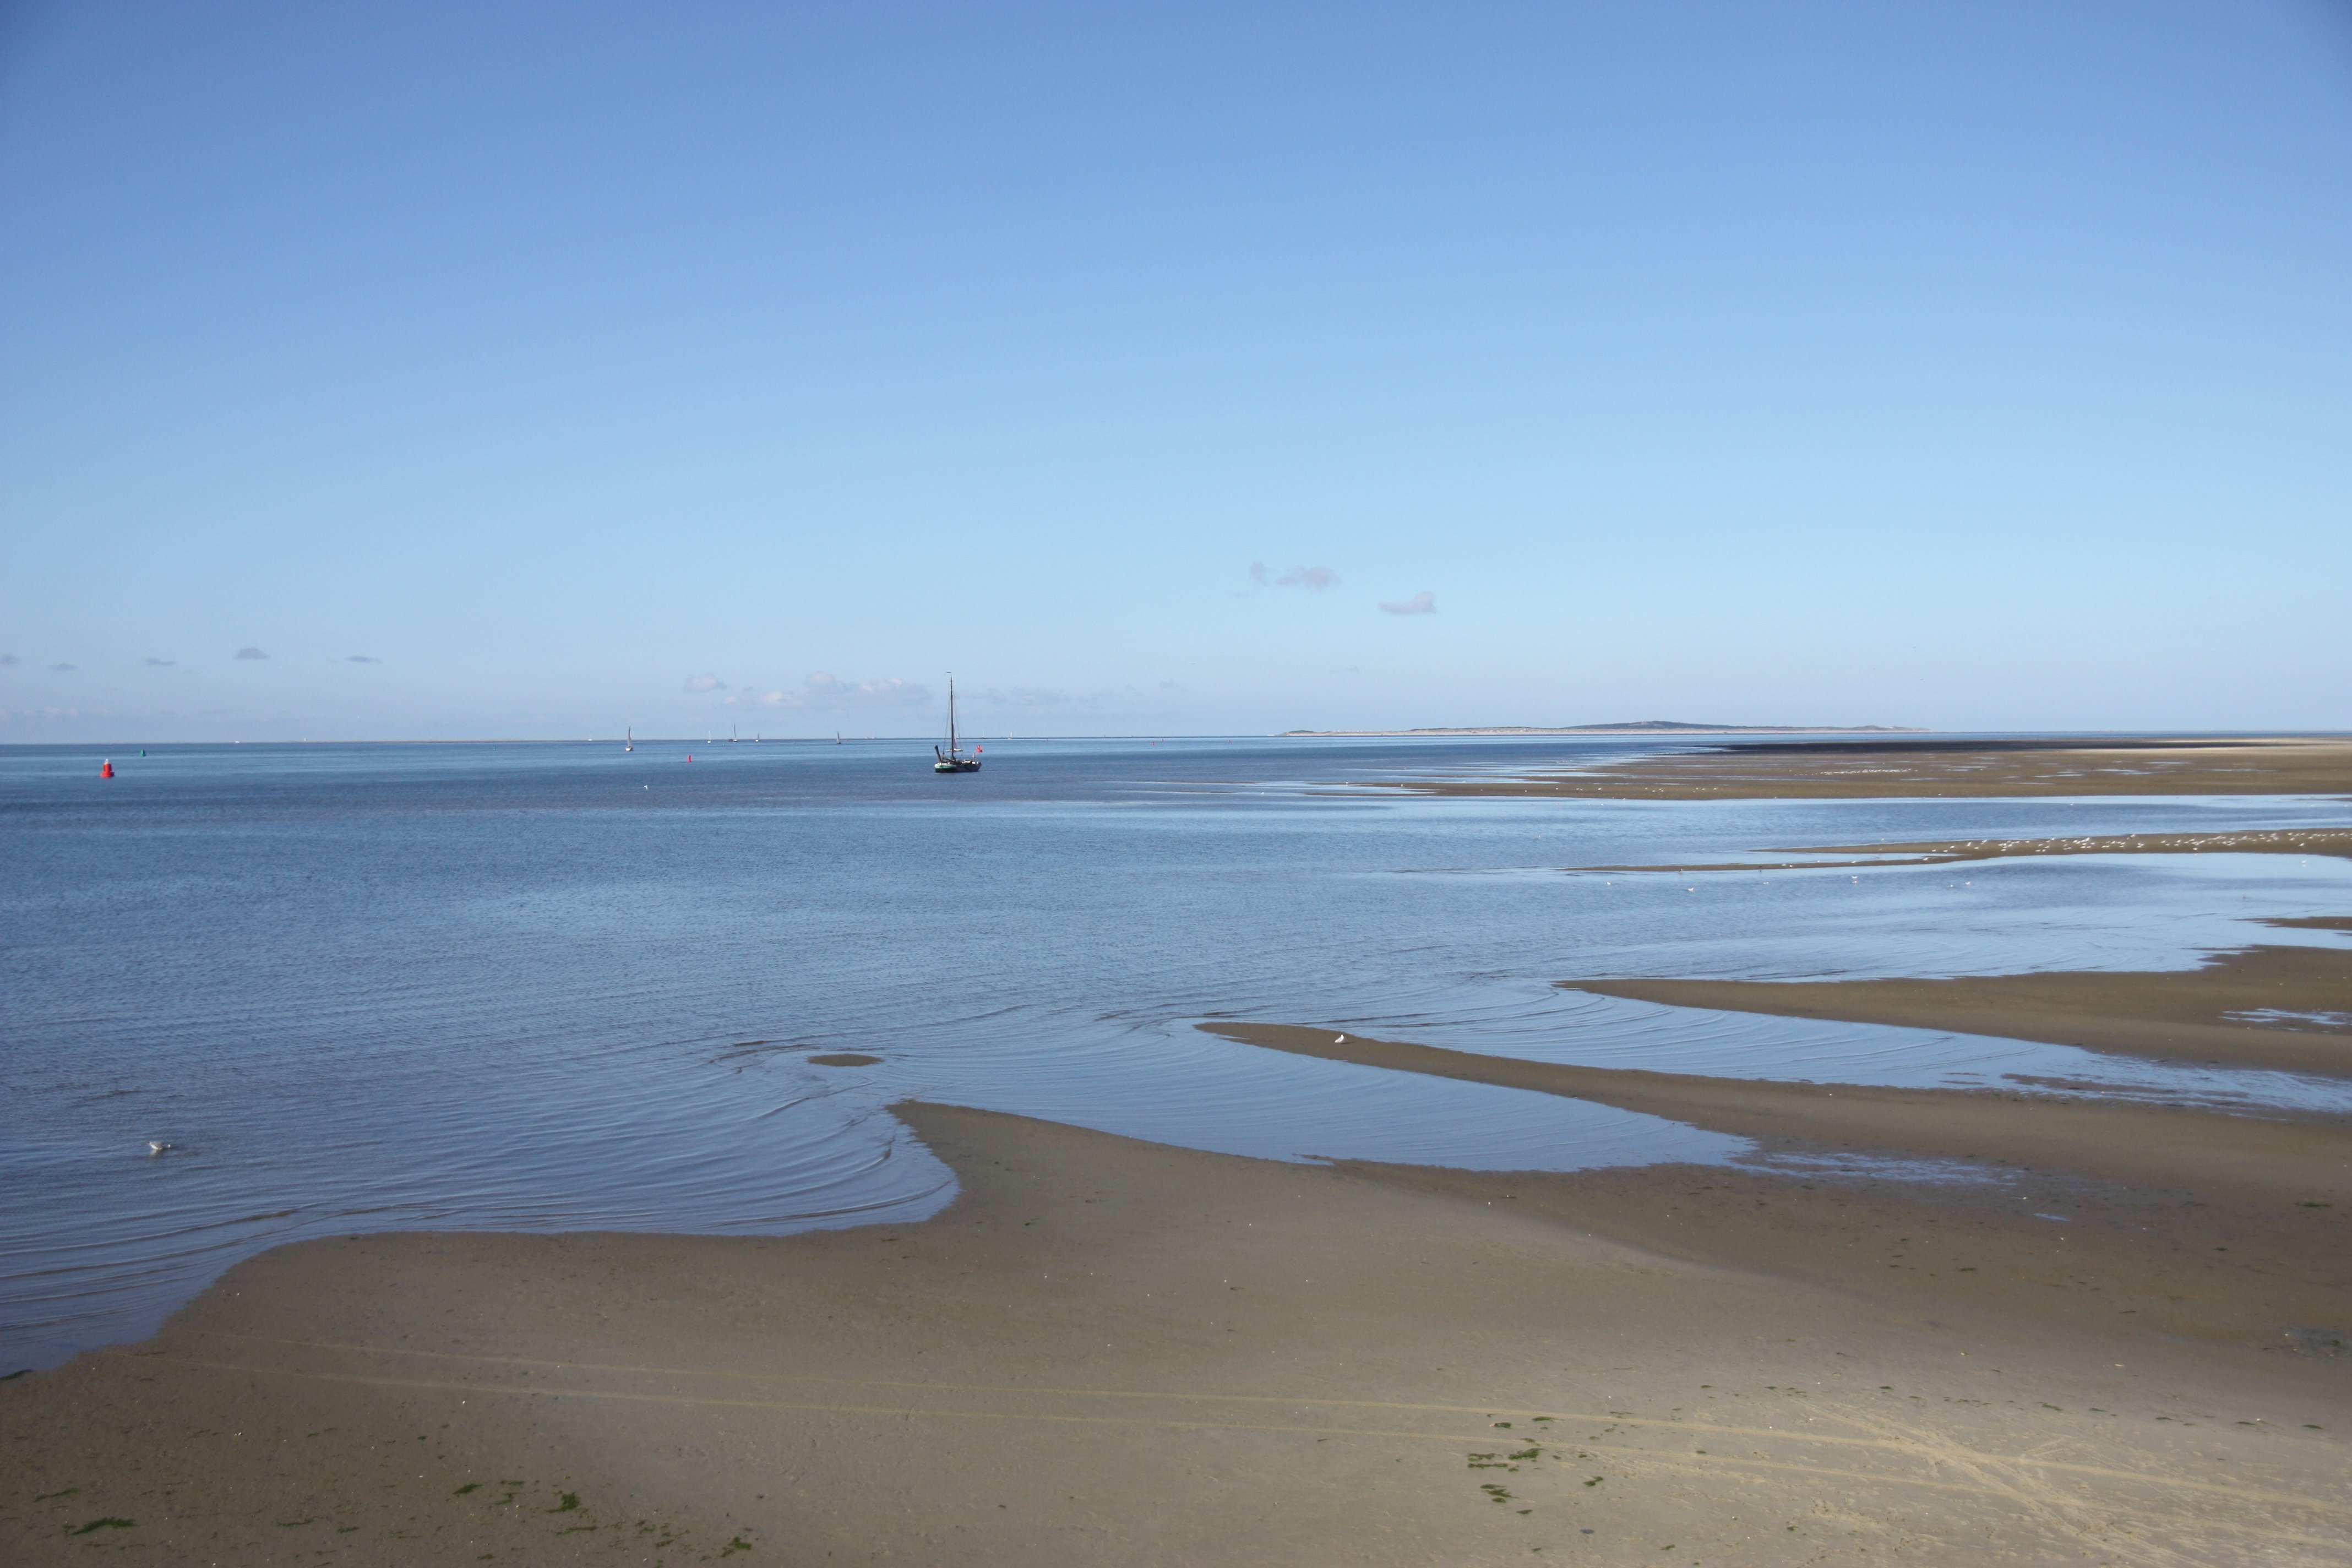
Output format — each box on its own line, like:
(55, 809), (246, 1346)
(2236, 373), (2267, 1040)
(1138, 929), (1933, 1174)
(148, 1141), (172, 1156)
(1335, 1034), (1348, 1044)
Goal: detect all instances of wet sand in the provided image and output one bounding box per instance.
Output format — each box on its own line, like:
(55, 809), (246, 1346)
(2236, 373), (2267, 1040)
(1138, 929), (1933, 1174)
(1564, 921), (2352, 1078)
(1389, 735), (2352, 801)
(7, 1101), (2349, 1566)
(1204, 1022), (2352, 1322)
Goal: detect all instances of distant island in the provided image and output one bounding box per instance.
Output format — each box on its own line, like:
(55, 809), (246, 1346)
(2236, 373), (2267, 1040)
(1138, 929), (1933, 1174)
(1280, 721), (1928, 737)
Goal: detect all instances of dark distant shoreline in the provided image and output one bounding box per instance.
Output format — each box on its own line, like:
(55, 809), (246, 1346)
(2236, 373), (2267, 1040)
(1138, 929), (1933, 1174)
(1280, 721), (1926, 737)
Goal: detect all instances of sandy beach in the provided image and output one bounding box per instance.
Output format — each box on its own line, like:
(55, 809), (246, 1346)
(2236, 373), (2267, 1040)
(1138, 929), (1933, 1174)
(1388, 736), (2352, 801)
(9, 736), (2350, 1565)
(7, 1102), (2349, 1566)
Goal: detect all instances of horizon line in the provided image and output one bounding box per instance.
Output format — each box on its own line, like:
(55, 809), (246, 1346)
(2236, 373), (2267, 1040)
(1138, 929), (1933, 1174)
(10, 727), (2352, 750)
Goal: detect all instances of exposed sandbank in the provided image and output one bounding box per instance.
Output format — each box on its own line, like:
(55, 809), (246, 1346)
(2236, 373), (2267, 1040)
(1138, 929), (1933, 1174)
(1562, 929), (2352, 1079)
(7, 1102), (2349, 1565)
(1205, 1023), (2352, 1242)
(1385, 735), (2352, 801)
(1570, 825), (2352, 874)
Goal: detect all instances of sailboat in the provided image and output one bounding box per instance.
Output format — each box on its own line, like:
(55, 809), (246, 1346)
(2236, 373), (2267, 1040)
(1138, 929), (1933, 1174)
(624, 728), (634, 753)
(933, 676), (981, 773)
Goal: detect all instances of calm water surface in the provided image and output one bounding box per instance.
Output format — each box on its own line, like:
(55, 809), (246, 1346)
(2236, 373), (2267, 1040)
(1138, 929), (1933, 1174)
(4, 736), (2348, 1369)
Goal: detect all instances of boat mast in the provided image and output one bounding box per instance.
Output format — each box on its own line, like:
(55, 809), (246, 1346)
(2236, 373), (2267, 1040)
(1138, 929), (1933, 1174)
(948, 674), (958, 753)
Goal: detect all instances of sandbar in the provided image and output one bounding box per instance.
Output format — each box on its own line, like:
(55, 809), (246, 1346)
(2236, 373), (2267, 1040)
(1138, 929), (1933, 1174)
(1386, 734), (2352, 801)
(6, 1101), (2349, 1565)
(1570, 825), (2352, 873)
(1562, 923), (2352, 1078)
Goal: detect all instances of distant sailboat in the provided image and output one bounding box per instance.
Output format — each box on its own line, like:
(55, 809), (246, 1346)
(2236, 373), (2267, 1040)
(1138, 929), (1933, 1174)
(624, 728), (634, 753)
(934, 676), (981, 773)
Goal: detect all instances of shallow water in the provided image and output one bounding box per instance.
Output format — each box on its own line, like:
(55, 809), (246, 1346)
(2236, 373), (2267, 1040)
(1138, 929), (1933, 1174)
(3, 736), (2346, 1370)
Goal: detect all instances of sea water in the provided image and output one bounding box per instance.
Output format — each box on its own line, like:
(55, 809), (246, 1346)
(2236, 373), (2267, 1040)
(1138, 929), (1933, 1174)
(4, 735), (2347, 1370)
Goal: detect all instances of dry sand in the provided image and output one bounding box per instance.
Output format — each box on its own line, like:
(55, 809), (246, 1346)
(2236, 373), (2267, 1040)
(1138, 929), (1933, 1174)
(8, 1102), (2351, 1566)
(1387, 736), (2352, 801)
(1563, 919), (2352, 1078)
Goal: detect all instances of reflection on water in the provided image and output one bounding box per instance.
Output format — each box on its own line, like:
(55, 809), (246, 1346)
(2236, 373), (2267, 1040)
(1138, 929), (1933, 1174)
(2, 736), (2346, 1369)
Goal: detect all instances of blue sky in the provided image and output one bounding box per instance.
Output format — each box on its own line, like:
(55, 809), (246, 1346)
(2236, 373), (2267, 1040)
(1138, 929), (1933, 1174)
(4, 1), (2348, 739)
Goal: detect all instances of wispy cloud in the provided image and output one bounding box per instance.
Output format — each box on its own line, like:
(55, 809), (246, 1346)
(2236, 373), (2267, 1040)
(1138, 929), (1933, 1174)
(144, 657), (176, 667)
(0, 655), (17, 666)
(1251, 561), (1340, 590)
(234, 646), (269, 660)
(726, 672), (930, 711)
(964, 684), (1123, 710)
(346, 655), (381, 664)
(1379, 591), (1437, 616)
(683, 673), (726, 692)
(50, 663), (78, 672)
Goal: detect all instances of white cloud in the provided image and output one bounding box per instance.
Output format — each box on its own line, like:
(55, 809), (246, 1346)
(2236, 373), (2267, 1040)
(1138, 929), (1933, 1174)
(234, 646), (269, 660)
(725, 672), (930, 710)
(683, 673), (726, 692)
(1253, 562), (1340, 590)
(1380, 591), (1437, 616)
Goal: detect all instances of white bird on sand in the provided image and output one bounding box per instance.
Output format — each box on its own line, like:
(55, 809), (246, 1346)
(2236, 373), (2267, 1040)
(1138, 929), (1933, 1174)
(1335, 1034), (1348, 1044)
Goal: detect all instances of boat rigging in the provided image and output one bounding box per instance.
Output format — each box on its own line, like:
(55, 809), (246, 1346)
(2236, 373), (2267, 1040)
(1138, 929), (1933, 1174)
(934, 676), (981, 773)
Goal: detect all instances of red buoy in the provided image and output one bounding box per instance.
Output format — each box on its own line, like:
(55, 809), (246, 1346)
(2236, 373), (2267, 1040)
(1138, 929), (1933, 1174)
(100, 760), (115, 778)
